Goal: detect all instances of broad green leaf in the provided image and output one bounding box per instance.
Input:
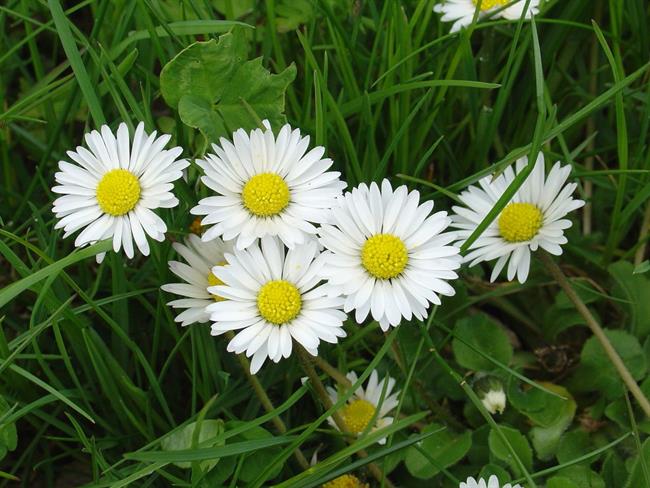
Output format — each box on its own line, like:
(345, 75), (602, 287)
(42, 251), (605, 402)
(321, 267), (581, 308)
(601, 452), (628, 488)
(275, 0), (315, 32)
(608, 261), (650, 339)
(488, 425), (533, 475)
(452, 314), (513, 371)
(557, 430), (592, 466)
(404, 424), (471, 479)
(161, 420), (224, 470)
(548, 477), (580, 488)
(225, 421), (283, 483)
(0, 396), (17, 461)
(478, 463), (511, 483)
(160, 33), (247, 109)
(160, 31), (296, 142)
(214, 0), (255, 19)
(634, 260), (650, 274)
(543, 282), (601, 338)
(551, 465), (605, 488)
(529, 384), (576, 461)
(623, 437), (650, 488)
(572, 329), (646, 399)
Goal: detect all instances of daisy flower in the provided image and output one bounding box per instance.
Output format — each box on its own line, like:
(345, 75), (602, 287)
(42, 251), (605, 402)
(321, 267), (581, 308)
(52, 122), (188, 263)
(161, 234), (232, 326)
(310, 452), (369, 488)
(318, 179), (461, 331)
(434, 0), (540, 33)
(326, 370), (399, 445)
(451, 153), (585, 283)
(461, 475), (522, 488)
(322, 474), (368, 488)
(191, 120), (346, 250)
(207, 236), (346, 374)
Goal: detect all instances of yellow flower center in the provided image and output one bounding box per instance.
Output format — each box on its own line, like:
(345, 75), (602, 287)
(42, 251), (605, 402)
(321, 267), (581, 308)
(207, 261), (228, 301)
(340, 399), (376, 434)
(361, 234), (408, 280)
(242, 173), (290, 217)
(323, 474), (369, 488)
(498, 202), (543, 242)
(189, 217), (204, 236)
(257, 280), (302, 325)
(96, 169), (141, 216)
(472, 0), (508, 11)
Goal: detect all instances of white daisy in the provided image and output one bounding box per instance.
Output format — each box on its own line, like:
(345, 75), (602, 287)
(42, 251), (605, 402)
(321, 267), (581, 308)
(161, 234), (233, 326)
(207, 236), (347, 374)
(326, 370), (399, 445)
(434, 0), (540, 33)
(451, 153), (585, 283)
(191, 120), (346, 251)
(52, 122), (189, 263)
(461, 475), (522, 488)
(318, 179), (461, 331)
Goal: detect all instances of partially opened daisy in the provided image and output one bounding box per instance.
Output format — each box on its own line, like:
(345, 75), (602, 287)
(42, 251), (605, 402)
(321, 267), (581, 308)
(52, 122), (188, 262)
(326, 370), (399, 445)
(434, 0), (540, 33)
(191, 121), (346, 250)
(451, 153), (584, 283)
(208, 236), (346, 374)
(318, 179), (461, 331)
(161, 234), (232, 326)
(461, 475), (522, 488)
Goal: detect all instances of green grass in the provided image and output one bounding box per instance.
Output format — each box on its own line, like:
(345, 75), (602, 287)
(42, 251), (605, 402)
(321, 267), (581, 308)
(1, 0), (650, 486)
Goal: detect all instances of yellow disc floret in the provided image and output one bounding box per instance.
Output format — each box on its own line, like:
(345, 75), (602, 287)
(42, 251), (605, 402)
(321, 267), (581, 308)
(96, 169), (141, 216)
(322, 474), (369, 488)
(498, 202), (543, 242)
(472, 0), (508, 10)
(257, 280), (302, 325)
(207, 261), (228, 301)
(189, 217), (204, 236)
(242, 173), (290, 217)
(361, 234), (408, 280)
(340, 399), (376, 434)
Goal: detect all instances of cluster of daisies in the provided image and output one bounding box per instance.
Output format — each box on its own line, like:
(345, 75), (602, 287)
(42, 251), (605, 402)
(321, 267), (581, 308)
(52, 119), (581, 488)
(52, 120), (583, 373)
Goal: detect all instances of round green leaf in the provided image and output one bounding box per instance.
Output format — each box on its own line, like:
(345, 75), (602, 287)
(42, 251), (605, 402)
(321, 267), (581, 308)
(488, 425), (533, 475)
(404, 424), (471, 479)
(574, 329), (646, 399)
(452, 314), (513, 371)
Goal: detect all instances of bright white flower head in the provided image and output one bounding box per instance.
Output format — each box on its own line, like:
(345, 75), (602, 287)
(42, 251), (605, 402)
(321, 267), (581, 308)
(318, 179), (461, 331)
(161, 234), (233, 326)
(434, 0), (540, 33)
(451, 153), (584, 283)
(52, 122), (189, 263)
(207, 236), (347, 374)
(191, 120), (346, 251)
(461, 475), (522, 488)
(326, 370), (399, 445)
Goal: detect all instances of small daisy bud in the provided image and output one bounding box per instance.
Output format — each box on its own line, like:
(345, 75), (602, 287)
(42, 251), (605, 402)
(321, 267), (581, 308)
(476, 376), (506, 415)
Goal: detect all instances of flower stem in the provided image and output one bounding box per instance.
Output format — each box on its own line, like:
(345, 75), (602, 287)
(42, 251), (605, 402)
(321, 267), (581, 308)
(297, 347), (394, 487)
(540, 251), (650, 417)
(312, 356), (352, 388)
(226, 332), (310, 469)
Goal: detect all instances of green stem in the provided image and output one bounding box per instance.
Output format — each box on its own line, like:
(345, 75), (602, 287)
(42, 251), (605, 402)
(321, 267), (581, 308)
(421, 325), (537, 488)
(226, 332), (309, 470)
(540, 252), (650, 417)
(297, 346), (395, 488)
